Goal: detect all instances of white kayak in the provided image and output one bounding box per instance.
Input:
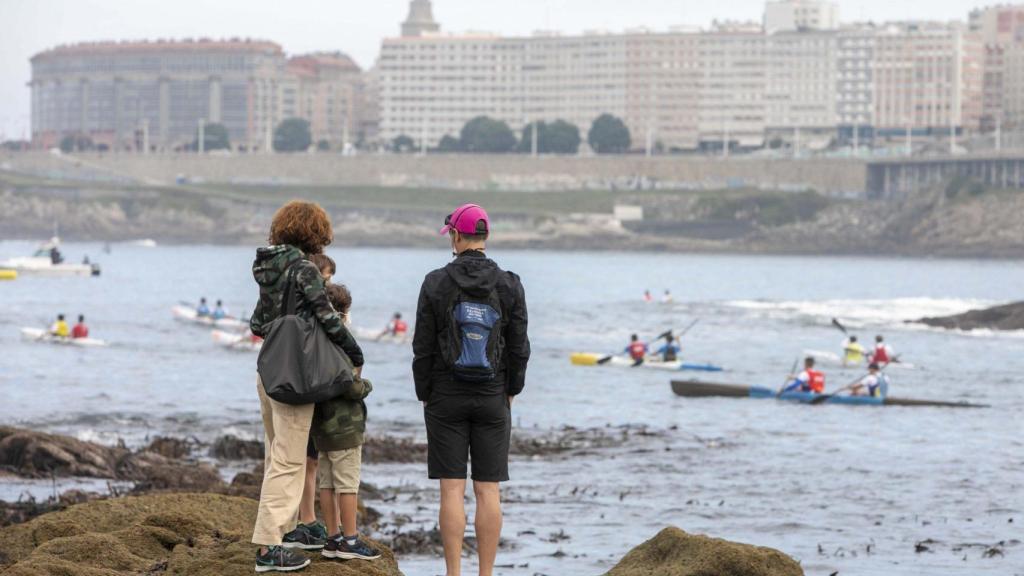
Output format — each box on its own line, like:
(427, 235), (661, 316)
(20, 327), (107, 347)
(570, 352), (723, 372)
(803, 349), (916, 370)
(212, 329), (262, 352)
(172, 305), (248, 331)
(352, 326), (412, 345)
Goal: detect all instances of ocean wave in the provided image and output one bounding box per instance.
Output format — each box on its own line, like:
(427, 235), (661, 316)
(725, 297), (995, 326)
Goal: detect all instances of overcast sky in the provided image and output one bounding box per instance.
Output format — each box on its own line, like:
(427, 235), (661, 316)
(0, 0), (987, 139)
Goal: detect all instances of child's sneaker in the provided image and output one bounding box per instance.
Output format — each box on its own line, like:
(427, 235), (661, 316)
(322, 534), (381, 560)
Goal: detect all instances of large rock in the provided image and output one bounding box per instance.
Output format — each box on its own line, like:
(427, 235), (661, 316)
(916, 301), (1024, 331)
(0, 427), (226, 494)
(0, 493), (402, 576)
(605, 527), (803, 576)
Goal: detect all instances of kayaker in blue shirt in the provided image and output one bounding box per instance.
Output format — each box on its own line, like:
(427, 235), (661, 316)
(850, 363), (889, 398)
(212, 300), (228, 320)
(196, 297), (211, 317)
(654, 331), (680, 362)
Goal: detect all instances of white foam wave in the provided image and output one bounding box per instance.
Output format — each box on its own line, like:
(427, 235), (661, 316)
(726, 297), (996, 327)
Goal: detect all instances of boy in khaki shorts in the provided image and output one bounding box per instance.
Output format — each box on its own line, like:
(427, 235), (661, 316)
(312, 284), (380, 561)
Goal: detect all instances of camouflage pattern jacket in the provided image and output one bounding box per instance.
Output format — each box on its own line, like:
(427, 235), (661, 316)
(250, 244), (364, 367)
(311, 377), (372, 452)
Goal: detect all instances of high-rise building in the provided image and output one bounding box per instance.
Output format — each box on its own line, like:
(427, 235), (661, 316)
(30, 39), (285, 151)
(970, 5), (1024, 130)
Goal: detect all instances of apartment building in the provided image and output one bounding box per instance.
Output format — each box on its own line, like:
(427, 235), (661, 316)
(282, 53), (362, 148)
(30, 39), (285, 151)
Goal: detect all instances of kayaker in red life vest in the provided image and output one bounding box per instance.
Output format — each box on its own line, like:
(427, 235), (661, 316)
(71, 315), (89, 339)
(784, 357), (826, 394)
(625, 334), (649, 366)
(871, 335), (894, 364)
(387, 312), (408, 336)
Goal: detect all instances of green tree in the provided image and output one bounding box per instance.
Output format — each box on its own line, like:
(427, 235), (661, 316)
(437, 134), (462, 152)
(317, 139), (331, 152)
(544, 119), (581, 154)
(588, 113), (631, 154)
(273, 118), (312, 152)
(59, 134), (94, 153)
(460, 116), (517, 153)
(392, 134), (416, 153)
(194, 122), (231, 152)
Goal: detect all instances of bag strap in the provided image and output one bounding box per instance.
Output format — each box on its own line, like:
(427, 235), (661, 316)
(280, 260), (300, 316)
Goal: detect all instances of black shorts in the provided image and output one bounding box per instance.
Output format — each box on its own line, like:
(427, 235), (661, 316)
(424, 393), (511, 482)
(307, 436), (318, 460)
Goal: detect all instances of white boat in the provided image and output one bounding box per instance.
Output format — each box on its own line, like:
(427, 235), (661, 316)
(130, 239), (158, 248)
(20, 327), (107, 347)
(0, 238), (100, 277)
(171, 305), (248, 331)
(212, 329), (262, 352)
(570, 352), (723, 372)
(352, 326), (412, 344)
(803, 349), (916, 370)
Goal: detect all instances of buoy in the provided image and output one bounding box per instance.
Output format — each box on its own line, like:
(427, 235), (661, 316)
(0, 269), (17, 281)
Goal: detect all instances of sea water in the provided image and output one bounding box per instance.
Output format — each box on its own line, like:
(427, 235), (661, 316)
(1, 241), (1021, 575)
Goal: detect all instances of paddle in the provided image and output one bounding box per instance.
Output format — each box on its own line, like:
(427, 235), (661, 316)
(777, 357), (800, 397)
(831, 317), (848, 335)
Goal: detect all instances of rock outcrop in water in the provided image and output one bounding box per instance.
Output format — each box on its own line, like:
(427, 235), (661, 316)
(916, 301), (1024, 331)
(605, 527), (803, 576)
(0, 426), (222, 492)
(0, 493), (402, 576)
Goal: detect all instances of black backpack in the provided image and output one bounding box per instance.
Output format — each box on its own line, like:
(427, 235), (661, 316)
(442, 272), (505, 384)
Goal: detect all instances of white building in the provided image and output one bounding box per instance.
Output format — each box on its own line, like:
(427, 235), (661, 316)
(377, 0), (989, 152)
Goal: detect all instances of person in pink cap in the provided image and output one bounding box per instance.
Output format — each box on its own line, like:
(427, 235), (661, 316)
(412, 203), (531, 576)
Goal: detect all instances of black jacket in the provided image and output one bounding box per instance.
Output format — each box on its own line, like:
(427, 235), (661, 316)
(412, 250), (529, 400)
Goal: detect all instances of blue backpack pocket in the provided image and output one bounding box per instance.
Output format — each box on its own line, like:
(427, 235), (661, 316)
(453, 301), (501, 383)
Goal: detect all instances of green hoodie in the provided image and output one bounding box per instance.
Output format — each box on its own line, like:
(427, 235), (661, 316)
(250, 244), (363, 366)
(311, 377), (372, 452)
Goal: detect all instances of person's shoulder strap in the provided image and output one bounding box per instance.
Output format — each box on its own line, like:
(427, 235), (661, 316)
(280, 259), (302, 316)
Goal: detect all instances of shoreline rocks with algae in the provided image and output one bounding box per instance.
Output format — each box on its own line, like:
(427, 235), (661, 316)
(0, 493), (402, 576)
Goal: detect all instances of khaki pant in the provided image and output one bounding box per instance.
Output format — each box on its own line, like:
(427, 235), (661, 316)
(251, 376), (315, 546)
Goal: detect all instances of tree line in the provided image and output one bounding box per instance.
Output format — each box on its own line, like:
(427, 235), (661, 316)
(54, 113), (634, 154)
(391, 114), (631, 155)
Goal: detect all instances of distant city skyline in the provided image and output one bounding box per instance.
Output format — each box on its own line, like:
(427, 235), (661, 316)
(0, 0), (997, 139)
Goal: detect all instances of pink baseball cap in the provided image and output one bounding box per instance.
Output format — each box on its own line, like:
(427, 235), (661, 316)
(439, 203), (490, 236)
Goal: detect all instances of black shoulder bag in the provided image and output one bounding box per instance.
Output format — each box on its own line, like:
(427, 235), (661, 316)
(257, 263), (354, 404)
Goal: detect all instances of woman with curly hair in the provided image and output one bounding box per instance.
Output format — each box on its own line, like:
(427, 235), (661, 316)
(249, 200), (365, 572)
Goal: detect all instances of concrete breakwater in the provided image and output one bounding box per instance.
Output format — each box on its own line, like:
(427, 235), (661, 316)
(3, 151), (867, 194)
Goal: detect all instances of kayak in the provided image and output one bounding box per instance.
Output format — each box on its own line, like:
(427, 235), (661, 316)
(212, 329), (262, 352)
(171, 305), (248, 331)
(20, 327), (107, 347)
(0, 269), (16, 281)
(570, 352), (724, 372)
(803, 349), (917, 370)
(352, 326), (412, 344)
(670, 380), (987, 408)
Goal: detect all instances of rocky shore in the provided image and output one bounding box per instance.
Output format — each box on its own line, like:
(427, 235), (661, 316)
(915, 301), (1024, 331)
(0, 426), (806, 575)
